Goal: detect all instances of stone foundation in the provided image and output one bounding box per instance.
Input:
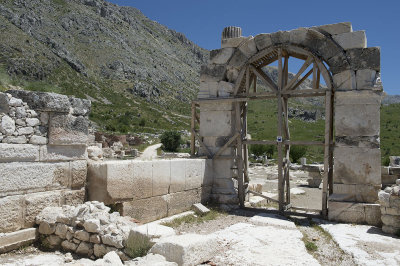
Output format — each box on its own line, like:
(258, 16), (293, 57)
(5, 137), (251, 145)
(379, 183), (400, 234)
(0, 90), (90, 233)
(87, 159), (212, 223)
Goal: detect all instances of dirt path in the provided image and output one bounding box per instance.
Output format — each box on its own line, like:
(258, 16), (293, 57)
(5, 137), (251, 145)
(136, 143), (161, 160)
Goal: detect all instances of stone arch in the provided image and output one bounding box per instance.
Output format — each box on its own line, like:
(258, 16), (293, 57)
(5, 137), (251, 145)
(194, 23), (383, 225)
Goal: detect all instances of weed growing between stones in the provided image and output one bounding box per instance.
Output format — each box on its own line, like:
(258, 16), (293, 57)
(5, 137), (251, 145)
(305, 241), (318, 252)
(161, 209), (224, 228)
(124, 233), (153, 258)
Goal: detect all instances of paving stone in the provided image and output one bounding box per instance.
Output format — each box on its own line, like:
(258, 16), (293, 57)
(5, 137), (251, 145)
(150, 234), (218, 266)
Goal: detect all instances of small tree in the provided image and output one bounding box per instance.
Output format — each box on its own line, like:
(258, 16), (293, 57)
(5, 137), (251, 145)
(289, 146), (307, 163)
(250, 144), (275, 158)
(160, 131), (181, 152)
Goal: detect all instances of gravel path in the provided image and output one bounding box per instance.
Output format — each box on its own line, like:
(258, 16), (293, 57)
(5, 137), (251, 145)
(136, 143), (161, 160)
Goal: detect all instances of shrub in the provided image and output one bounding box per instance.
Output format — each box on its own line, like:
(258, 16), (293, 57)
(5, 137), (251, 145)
(289, 146), (307, 163)
(305, 241), (318, 252)
(125, 232), (153, 258)
(250, 144), (274, 158)
(139, 118), (146, 127)
(160, 131), (181, 152)
(382, 157), (390, 166)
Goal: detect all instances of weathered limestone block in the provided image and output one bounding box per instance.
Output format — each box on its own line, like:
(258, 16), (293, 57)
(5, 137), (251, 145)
(71, 160), (87, 189)
(167, 189), (202, 216)
(61, 240), (78, 252)
(381, 214), (400, 228)
(226, 65), (240, 83)
(333, 70), (356, 90)
(87, 162), (110, 203)
(7, 90), (71, 112)
(238, 37), (258, 58)
(199, 110), (233, 137)
(300, 29), (342, 61)
(17, 127), (33, 135)
(213, 159), (233, 179)
(210, 193), (239, 205)
(0, 162), (70, 196)
(170, 160), (186, 193)
(347, 47), (380, 71)
(212, 178), (236, 195)
(24, 191), (62, 228)
(132, 161), (153, 199)
(203, 159), (214, 187)
(1, 115), (15, 135)
(200, 64), (226, 82)
(30, 135), (47, 145)
(218, 81), (234, 97)
(76, 241), (93, 256)
(55, 223), (68, 239)
(221, 36), (249, 48)
(335, 136), (379, 149)
(63, 188), (85, 206)
(0, 195), (23, 233)
(69, 97), (91, 116)
(327, 53), (350, 74)
(39, 145), (87, 162)
(185, 159), (204, 190)
(122, 195), (168, 223)
(49, 113), (88, 145)
(330, 183), (380, 203)
(254, 33), (272, 50)
(153, 160), (171, 196)
(335, 90), (381, 137)
(130, 223), (175, 240)
(93, 244), (107, 257)
(332, 31), (367, 50)
(227, 49), (248, 68)
(210, 48), (234, 64)
(0, 92), (9, 114)
(0, 143), (39, 162)
(150, 233), (218, 266)
(328, 201), (381, 225)
(0, 228), (37, 254)
(270, 31), (290, 45)
(198, 81), (218, 99)
(105, 160), (134, 201)
(2, 135), (27, 144)
(356, 69), (379, 90)
(199, 102), (233, 112)
(312, 22), (352, 35)
(333, 146), (381, 185)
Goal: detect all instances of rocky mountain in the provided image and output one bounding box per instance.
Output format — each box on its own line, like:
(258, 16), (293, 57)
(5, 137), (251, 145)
(382, 94), (400, 105)
(0, 0), (208, 133)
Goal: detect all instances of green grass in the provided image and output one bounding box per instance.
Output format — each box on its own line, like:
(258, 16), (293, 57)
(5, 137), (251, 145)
(124, 232), (153, 258)
(161, 209), (224, 228)
(305, 241), (318, 252)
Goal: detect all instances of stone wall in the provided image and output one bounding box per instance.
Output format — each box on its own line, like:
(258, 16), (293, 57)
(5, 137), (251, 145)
(87, 159), (212, 223)
(0, 90), (90, 233)
(382, 166), (400, 189)
(379, 182), (400, 234)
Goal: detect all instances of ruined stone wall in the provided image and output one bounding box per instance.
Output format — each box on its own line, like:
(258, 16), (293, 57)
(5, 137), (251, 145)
(87, 159), (212, 223)
(0, 90), (90, 233)
(379, 183), (400, 234)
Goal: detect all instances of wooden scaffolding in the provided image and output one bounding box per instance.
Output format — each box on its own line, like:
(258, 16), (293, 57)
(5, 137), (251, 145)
(191, 45), (334, 217)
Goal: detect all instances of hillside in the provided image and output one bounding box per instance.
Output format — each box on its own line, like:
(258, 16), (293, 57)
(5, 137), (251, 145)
(0, 0), (208, 133)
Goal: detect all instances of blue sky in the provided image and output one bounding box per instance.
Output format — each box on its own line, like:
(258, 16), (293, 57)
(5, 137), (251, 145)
(110, 0), (399, 95)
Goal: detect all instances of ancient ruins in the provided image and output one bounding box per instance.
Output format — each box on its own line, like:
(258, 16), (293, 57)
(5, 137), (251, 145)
(193, 22), (384, 225)
(0, 22), (400, 265)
